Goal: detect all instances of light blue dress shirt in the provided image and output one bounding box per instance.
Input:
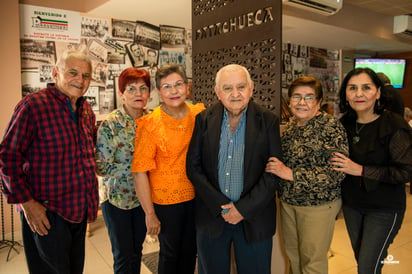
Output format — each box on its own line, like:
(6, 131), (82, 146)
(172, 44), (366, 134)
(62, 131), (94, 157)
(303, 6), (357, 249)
(218, 108), (247, 202)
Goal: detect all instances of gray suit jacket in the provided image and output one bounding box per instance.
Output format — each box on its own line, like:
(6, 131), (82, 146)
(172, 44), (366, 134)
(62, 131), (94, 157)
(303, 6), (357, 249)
(186, 101), (282, 243)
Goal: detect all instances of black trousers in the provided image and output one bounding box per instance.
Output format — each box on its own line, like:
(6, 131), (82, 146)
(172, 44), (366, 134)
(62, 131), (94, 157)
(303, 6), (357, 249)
(21, 210), (87, 274)
(154, 199), (197, 274)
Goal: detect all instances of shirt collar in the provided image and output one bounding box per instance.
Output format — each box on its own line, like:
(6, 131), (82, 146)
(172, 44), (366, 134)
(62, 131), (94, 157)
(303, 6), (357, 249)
(47, 83), (86, 106)
(223, 106), (248, 122)
(118, 104), (149, 127)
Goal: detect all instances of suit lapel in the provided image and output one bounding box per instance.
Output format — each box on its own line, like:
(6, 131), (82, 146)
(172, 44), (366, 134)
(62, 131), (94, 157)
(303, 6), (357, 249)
(244, 102), (260, 178)
(206, 103), (224, 182)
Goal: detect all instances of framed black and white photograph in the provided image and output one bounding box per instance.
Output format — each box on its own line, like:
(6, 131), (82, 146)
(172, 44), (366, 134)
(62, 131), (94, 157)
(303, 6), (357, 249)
(144, 47), (158, 67)
(81, 16), (110, 40)
(20, 39), (56, 69)
(112, 19), (136, 41)
(88, 38), (111, 63)
(104, 39), (126, 64)
(39, 65), (54, 82)
(160, 25), (186, 48)
(21, 70), (43, 97)
(99, 84), (115, 114)
(158, 50), (186, 68)
(107, 63), (128, 80)
(134, 21), (161, 50)
(299, 45), (308, 58)
(106, 49), (126, 64)
(91, 61), (108, 87)
(126, 43), (145, 67)
(84, 86), (100, 111)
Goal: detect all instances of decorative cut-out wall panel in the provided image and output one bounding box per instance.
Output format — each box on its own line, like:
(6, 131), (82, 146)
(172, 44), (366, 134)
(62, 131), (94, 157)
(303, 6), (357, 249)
(192, 0), (281, 115)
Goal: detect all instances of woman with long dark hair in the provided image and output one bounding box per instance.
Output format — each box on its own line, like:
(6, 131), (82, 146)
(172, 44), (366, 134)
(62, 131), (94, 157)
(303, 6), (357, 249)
(332, 67), (412, 274)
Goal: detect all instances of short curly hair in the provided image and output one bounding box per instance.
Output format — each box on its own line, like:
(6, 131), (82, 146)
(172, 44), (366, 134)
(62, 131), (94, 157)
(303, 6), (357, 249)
(118, 68), (151, 93)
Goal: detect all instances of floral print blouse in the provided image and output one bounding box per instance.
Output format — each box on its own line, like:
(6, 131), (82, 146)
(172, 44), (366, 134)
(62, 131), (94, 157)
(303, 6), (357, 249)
(95, 106), (149, 210)
(279, 112), (349, 206)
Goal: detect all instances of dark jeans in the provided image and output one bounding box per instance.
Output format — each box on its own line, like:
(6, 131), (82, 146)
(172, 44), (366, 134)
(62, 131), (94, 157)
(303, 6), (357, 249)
(343, 205), (404, 274)
(154, 199), (197, 274)
(21, 210), (87, 274)
(197, 222), (273, 274)
(101, 201), (146, 274)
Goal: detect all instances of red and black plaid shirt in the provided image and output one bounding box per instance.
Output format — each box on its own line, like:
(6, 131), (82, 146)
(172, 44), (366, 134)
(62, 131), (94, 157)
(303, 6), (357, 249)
(0, 84), (98, 223)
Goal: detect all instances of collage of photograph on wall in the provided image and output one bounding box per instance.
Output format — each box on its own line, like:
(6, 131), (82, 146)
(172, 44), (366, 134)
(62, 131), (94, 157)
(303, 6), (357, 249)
(20, 13), (193, 123)
(19, 5), (340, 124)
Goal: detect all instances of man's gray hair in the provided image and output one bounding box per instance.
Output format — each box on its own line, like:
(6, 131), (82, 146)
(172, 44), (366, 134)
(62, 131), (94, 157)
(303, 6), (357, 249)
(56, 50), (92, 70)
(215, 64), (252, 88)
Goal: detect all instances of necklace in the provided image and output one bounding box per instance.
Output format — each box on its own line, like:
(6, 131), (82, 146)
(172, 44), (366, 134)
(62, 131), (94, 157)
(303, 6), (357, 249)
(352, 122), (366, 144)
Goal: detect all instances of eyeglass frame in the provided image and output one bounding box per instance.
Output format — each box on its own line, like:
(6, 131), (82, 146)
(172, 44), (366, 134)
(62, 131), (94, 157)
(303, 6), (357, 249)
(159, 80), (186, 92)
(290, 94), (318, 103)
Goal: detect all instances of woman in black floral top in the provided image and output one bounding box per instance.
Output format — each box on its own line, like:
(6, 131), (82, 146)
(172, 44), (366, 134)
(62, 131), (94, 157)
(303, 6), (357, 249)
(266, 76), (348, 274)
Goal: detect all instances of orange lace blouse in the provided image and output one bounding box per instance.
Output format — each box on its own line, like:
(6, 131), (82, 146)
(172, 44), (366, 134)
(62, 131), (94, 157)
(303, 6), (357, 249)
(131, 102), (205, 205)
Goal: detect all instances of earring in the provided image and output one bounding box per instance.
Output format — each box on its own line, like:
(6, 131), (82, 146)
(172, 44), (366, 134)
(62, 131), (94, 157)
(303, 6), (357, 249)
(377, 99), (381, 107)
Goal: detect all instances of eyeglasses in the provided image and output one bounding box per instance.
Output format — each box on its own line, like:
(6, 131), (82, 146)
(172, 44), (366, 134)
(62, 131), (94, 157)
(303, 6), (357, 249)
(290, 94), (317, 103)
(125, 85), (149, 94)
(160, 81), (185, 92)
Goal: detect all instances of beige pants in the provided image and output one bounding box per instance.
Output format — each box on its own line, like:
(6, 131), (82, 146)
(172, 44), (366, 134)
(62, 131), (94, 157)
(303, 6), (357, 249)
(280, 199), (342, 274)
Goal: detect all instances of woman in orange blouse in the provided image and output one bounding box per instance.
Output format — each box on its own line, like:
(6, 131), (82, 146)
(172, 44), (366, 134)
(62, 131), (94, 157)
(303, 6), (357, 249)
(132, 63), (204, 274)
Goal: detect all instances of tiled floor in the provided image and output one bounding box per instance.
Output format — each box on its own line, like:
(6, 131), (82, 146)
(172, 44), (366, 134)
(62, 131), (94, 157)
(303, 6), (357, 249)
(327, 186), (412, 274)
(0, 214), (158, 274)
(1, 188), (412, 274)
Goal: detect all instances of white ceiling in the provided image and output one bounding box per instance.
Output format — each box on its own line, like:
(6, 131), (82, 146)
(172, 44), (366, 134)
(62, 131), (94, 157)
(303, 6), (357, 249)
(344, 0), (412, 16)
(89, 0), (412, 54)
(282, 0), (412, 54)
(23, 0), (412, 54)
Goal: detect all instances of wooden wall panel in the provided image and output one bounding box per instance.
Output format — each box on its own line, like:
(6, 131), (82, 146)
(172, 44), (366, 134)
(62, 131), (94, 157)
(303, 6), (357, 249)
(192, 0), (282, 116)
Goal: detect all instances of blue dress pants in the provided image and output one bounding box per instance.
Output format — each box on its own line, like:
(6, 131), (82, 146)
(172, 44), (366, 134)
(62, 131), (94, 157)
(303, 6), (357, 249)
(197, 222), (273, 274)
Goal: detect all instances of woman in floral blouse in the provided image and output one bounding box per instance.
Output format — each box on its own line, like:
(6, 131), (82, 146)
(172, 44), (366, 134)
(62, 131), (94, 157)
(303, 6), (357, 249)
(95, 68), (151, 274)
(265, 76), (348, 274)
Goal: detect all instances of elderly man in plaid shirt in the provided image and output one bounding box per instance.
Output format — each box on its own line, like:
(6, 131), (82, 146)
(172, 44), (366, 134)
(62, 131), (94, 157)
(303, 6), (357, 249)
(0, 50), (99, 274)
